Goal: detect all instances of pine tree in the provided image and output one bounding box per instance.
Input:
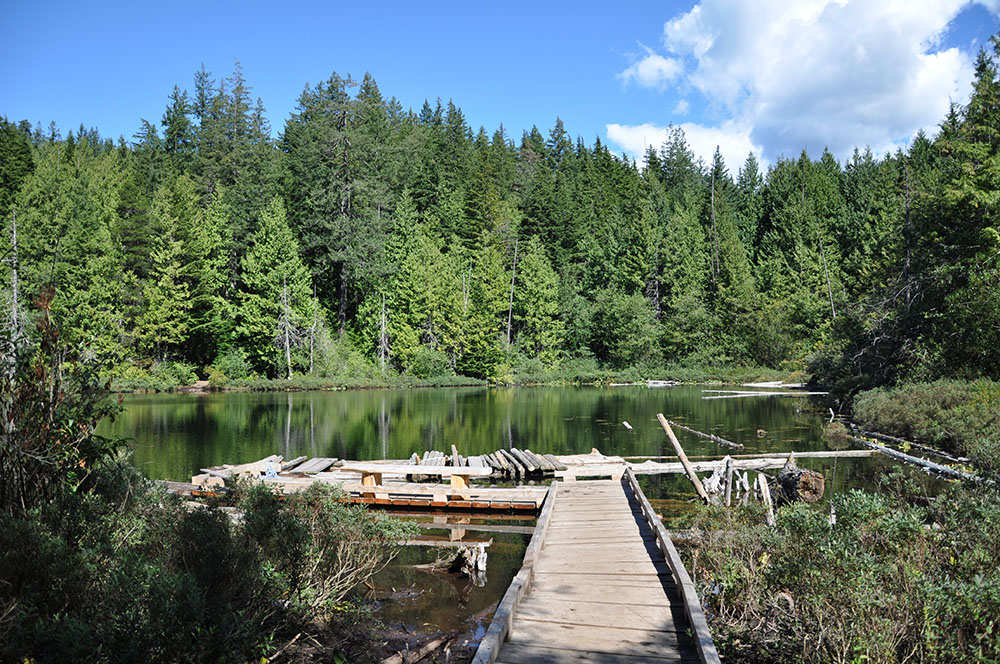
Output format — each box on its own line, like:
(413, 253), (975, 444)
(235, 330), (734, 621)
(237, 197), (314, 376)
(513, 235), (563, 366)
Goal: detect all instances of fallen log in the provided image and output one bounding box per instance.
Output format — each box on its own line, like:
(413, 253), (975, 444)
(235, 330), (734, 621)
(380, 635), (454, 664)
(850, 433), (979, 482)
(657, 413), (710, 504)
(666, 419), (744, 450)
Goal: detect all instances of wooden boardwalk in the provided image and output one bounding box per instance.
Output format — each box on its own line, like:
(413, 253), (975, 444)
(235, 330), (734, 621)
(474, 471), (719, 664)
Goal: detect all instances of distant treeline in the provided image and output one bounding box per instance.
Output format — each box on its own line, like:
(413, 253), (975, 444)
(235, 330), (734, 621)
(1, 42), (998, 390)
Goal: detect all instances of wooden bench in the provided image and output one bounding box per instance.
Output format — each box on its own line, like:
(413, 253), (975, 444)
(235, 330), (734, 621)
(338, 463), (494, 490)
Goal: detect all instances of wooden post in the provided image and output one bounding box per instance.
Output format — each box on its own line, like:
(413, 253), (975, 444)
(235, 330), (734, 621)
(758, 473), (775, 526)
(724, 456), (734, 507)
(657, 414), (710, 504)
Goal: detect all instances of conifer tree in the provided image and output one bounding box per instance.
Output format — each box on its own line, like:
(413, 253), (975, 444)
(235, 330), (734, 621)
(237, 197), (314, 376)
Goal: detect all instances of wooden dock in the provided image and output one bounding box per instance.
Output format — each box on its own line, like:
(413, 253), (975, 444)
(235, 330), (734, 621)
(473, 470), (720, 664)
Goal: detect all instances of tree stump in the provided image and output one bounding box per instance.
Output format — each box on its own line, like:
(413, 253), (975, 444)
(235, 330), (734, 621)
(772, 456), (825, 504)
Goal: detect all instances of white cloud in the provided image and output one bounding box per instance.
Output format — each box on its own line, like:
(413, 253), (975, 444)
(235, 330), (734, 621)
(618, 51), (683, 91)
(672, 99), (691, 115)
(606, 120), (762, 174)
(610, 0), (992, 163)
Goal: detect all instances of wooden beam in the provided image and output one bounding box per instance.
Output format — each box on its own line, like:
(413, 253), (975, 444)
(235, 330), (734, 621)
(657, 414), (710, 504)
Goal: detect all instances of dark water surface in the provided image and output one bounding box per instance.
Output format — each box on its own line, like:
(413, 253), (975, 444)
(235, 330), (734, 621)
(104, 385), (908, 637)
(105, 385), (873, 481)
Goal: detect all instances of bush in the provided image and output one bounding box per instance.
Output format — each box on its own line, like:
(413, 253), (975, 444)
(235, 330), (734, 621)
(0, 299), (413, 662)
(682, 482), (1000, 663)
(853, 380), (1000, 472)
(407, 344), (451, 379)
(1, 461), (416, 663)
(211, 347), (251, 381)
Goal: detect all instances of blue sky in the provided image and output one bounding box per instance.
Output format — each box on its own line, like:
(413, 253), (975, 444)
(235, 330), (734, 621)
(2, 0), (998, 172)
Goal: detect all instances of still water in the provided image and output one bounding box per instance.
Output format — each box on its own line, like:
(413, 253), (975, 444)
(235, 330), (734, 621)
(103, 385), (903, 638)
(104, 385), (876, 482)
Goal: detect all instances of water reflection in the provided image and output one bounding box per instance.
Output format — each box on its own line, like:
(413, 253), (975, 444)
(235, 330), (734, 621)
(105, 386), (838, 482)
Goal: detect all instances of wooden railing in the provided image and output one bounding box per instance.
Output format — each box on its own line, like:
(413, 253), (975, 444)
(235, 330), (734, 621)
(625, 468), (721, 664)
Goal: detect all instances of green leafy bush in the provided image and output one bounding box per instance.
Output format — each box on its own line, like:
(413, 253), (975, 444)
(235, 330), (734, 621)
(853, 380), (1000, 471)
(212, 347), (251, 381)
(683, 480), (1000, 663)
(407, 344), (451, 379)
(0, 302), (414, 662)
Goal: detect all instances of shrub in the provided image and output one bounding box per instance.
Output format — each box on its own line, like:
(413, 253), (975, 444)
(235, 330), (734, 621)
(683, 483), (1000, 663)
(211, 347), (251, 381)
(407, 344), (451, 379)
(853, 379), (1000, 472)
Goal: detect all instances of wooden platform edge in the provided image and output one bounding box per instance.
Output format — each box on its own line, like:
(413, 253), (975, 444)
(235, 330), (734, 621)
(472, 481), (558, 664)
(625, 469), (721, 664)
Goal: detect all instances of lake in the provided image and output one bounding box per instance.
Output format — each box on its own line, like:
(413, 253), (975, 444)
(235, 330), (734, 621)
(105, 384), (898, 501)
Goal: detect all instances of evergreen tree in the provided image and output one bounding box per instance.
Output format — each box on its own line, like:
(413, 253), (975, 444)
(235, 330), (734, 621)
(237, 197), (314, 376)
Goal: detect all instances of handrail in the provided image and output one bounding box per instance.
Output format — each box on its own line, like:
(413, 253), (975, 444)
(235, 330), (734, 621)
(471, 482), (558, 664)
(625, 468), (721, 664)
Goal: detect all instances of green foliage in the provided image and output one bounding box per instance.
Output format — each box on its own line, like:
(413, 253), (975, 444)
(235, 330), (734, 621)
(237, 197), (316, 377)
(407, 344), (452, 379)
(5, 43), (1000, 386)
(853, 380), (1000, 471)
(684, 482), (1000, 663)
(0, 290), (123, 513)
(589, 288), (659, 369)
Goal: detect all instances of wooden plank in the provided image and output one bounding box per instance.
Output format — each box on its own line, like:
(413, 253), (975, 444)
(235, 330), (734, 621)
(510, 448), (538, 473)
(534, 561), (673, 576)
(544, 454), (569, 471)
(516, 599), (685, 632)
(497, 643), (698, 664)
(452, 444), (461, 467)
(508, 620), (695, 658)
(491, 450), (511, 472)
(472, 484), (557, 664)
(280, 455), (308, 471)
(295, 457), (337, 474)
(498, 449), (526, 477)
(529, 574), (677, 593)
(626, 469), (720, 664)
(339, 462), (493, 477)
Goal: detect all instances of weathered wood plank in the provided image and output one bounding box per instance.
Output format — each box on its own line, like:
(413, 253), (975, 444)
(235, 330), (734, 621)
(294, 457), (338, 474)
(508, 620), (695, 658)
(515, 599), (685, 631)
(497, 643), (698, 664)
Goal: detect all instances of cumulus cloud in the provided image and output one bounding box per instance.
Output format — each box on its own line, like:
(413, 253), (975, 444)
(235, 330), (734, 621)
(618, 49), (683, 91)
(607, 120), (762, 174)
(672, 99), (691, 115)
(609, 0), (996, 164)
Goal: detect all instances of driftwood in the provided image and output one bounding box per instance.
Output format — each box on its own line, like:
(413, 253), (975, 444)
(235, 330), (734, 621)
(858, 428), (968, 463)
(381, 635), (454, 664)
(757, 474), (776, 526)
(850, 433), (980, 482)
(657, 414), (710, 503)
(666, 419), (744, 450)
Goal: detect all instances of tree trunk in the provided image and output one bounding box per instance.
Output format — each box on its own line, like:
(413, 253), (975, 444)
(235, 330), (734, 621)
(506, 238), (518, 345)
(771, 456), (825, 504)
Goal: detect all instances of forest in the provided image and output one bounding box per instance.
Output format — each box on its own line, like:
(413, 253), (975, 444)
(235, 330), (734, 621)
(1, 41), (998, 394)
